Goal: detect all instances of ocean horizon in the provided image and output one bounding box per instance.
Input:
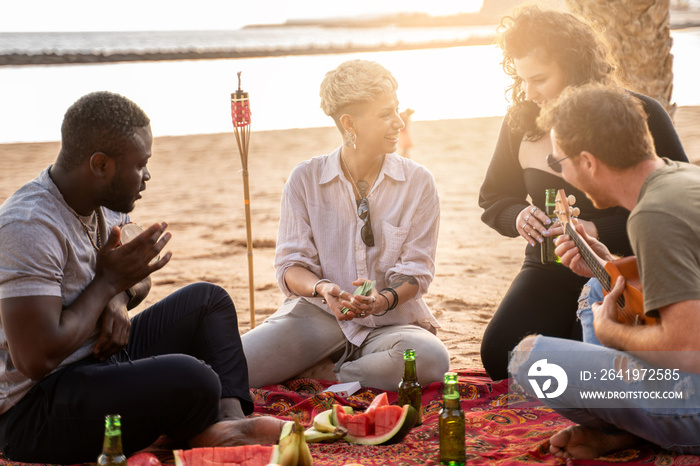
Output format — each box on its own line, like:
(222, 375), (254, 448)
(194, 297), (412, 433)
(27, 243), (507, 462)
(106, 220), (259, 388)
(0, 26), (698, 144)
(0, 25), (497, 65)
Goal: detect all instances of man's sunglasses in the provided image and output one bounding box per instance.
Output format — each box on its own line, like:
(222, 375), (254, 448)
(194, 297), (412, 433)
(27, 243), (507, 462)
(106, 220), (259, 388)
(357, 197), (375, 247)
(546, 153), (569, 174)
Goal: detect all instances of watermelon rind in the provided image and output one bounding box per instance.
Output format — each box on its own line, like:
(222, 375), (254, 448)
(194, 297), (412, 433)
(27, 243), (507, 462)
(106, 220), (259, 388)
(269, 444), (281, 464)
(173, 449), (187, 466)
(338, 404), (417, 446)
(327, 405), (354, 428)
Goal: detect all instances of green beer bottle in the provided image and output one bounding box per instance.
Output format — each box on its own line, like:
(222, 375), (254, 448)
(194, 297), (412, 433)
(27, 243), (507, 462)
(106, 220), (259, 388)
(439, 372), (465, 466)
(97, 414), (127, 466)
(397, 348), (422, 425)
(541, 188), (560, 264)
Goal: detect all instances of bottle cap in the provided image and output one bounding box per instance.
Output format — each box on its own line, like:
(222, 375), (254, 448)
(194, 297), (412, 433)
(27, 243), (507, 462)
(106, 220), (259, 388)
(444, 372), (458, 383)
(104, 414), (122, 436)
(403, 349), (416, 361)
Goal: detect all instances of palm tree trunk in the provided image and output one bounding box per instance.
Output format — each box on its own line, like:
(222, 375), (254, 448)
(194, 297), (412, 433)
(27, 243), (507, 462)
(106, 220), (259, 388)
(567, 0), (676, 118)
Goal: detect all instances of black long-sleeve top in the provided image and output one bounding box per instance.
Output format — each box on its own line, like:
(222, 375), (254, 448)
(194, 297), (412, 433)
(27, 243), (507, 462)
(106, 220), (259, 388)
(479, 92), (688, 261)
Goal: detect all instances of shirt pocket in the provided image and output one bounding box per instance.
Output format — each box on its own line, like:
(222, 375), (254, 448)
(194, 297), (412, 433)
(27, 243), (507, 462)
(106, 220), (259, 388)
(378, 221), (410, 271)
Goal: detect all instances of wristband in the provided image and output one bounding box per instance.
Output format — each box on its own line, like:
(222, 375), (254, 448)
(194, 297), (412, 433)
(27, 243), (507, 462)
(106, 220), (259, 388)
(379, 292), (391, 310)
(375, 292), (392, 316)
(381, 287), (399, 311)
(125, 287), (135, 301)
(312, 278), (331, 297)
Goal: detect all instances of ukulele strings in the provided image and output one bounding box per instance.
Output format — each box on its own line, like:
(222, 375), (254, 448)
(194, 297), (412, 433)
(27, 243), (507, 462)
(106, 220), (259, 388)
(564, 223), (632, 322)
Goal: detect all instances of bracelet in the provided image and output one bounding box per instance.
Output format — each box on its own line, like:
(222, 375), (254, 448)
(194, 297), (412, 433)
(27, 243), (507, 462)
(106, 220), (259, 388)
(125, 287), (135, 300)
(374, 292), (392, 316)
(375, 292), (391, 316)
(312, 278), (331, 297)
(381, 287), (399, 311)
(379, 292), (391, 310)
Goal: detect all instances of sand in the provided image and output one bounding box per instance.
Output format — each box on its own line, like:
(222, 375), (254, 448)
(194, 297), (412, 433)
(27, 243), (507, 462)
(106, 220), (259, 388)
(1, 107), (699, 371)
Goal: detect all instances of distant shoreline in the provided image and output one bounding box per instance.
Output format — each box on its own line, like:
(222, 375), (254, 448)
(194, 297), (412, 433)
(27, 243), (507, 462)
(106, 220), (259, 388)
(0, 36), (495, 66)
(2, 8), (698, 67)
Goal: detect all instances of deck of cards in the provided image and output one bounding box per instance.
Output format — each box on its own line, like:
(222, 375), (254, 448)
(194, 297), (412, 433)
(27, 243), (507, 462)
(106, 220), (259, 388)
(340, 280), (375, 314)
(323, 381), (362, 397)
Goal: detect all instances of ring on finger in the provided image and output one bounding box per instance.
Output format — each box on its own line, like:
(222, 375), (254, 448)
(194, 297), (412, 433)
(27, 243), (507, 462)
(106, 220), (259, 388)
(522, 223), (528, 230)
(524, 214), (530, 222)
(531, 206), (538, 214)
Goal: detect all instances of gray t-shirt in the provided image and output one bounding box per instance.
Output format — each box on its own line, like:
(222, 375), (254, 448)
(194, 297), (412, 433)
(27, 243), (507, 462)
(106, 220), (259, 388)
(0, 166), (128, 414)
(629, 159), (700, 314)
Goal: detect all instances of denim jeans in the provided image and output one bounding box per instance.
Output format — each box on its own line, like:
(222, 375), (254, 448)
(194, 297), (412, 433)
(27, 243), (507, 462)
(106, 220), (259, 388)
(577, 278), (603, 345)
(509, 278), (700, 454)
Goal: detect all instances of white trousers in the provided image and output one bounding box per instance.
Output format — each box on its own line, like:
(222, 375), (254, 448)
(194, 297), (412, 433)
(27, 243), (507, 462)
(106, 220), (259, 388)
(241, 298), (450, 391)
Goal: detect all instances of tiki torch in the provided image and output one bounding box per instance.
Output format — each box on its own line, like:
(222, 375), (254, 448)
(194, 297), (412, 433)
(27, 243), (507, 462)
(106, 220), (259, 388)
(231, 71), (256, 328)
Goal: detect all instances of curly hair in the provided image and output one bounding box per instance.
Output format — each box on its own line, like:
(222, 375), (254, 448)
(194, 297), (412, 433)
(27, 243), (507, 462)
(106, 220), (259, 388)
(499, 5), (618, 140)
(537, 84), (655, 169)
(319, 60), (398, 130)
(58, 91), (150, 170)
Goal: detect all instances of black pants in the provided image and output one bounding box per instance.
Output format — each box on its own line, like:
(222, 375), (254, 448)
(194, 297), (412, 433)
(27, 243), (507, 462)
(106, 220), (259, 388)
(0, 282), (252, 464)
(480, 259), (586, 381)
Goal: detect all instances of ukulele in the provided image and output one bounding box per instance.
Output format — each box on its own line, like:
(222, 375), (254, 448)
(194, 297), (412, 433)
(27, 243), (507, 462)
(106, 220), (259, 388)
(554, 189), (657, 326)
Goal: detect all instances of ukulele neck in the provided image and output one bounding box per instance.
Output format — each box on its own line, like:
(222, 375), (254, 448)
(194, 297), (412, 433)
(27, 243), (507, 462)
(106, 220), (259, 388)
(564, 223), (611, 291)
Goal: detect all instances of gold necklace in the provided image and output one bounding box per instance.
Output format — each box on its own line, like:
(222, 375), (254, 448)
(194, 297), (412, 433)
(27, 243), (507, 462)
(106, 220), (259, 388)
(68, 207), (103, 251)
(340, 151), (382, 200)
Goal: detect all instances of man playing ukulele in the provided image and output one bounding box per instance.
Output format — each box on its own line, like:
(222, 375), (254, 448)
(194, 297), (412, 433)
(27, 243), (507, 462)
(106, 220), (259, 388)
(509, 84), (700, 459)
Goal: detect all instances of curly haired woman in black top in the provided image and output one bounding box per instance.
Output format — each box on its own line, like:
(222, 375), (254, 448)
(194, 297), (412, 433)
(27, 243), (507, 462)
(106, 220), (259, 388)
(478, 5), (687, 380)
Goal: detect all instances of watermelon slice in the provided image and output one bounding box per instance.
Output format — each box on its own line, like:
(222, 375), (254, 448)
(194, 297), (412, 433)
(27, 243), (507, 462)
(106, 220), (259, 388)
(363, 392), (389, 425)
(172, 445), (280, 466)
(345, 412), (372, 437)
(330, 404), (352, 428)
(330, 403), (417, 445)
(374, 405), (404, 436)
(191, 447), (208, 466)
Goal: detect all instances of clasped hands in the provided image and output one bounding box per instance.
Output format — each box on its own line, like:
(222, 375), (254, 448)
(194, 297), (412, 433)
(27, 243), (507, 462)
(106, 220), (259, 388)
(93, 222), (172, 360)
(516, 204), (557, 247)
(317, 278), (388, 321)
(517, 204), (599, 249)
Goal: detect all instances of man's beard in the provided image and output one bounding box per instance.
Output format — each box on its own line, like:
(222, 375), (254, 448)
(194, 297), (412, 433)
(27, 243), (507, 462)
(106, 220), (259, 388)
(577, 178), (615, 211)
(99, 174), (137, 213)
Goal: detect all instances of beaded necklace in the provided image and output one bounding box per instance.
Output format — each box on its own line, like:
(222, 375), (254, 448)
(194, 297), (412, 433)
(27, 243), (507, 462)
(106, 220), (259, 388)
(68, 207), (103, 251)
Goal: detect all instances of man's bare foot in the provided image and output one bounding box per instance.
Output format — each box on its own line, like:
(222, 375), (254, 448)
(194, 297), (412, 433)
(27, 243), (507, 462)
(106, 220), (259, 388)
(549, 425), (640, 460)
(295, 357), (337, 381)
(189, 417), (286, 448)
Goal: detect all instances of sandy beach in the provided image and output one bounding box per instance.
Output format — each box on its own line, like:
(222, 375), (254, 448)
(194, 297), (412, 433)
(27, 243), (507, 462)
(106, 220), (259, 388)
(1, 107), (699, 372)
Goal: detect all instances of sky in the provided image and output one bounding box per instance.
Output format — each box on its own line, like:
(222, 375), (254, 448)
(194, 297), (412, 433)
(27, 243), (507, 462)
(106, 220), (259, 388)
(1, 0), (484, 32)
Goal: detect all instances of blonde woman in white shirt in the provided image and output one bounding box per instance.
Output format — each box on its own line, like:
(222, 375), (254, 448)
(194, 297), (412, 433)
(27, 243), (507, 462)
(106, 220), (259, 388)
(241, 59), (450, 391)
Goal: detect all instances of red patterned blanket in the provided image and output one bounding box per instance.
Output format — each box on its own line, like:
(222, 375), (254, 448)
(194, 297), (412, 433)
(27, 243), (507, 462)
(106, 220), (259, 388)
(1, 370), (697, 465)
(250, 370), (692, 465)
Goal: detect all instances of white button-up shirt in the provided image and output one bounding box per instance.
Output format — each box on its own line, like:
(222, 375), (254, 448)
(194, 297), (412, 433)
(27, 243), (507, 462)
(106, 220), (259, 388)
(275, 147), (441, 346)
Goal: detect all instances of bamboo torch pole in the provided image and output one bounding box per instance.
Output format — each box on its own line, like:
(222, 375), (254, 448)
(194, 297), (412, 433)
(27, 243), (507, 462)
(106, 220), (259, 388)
(230, 72), (255, 328)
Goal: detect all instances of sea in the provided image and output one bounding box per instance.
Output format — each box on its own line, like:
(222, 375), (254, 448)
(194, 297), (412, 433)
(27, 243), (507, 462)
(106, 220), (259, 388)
(1, 25), (699, 144)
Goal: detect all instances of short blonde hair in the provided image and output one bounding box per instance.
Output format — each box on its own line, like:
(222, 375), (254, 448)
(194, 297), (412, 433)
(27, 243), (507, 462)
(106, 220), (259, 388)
(319, 60), (398, 120)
